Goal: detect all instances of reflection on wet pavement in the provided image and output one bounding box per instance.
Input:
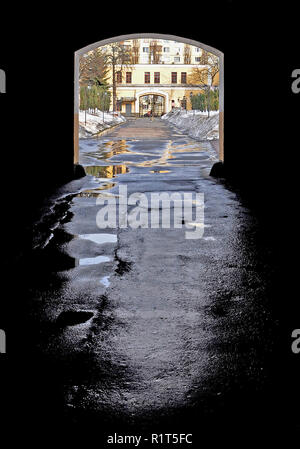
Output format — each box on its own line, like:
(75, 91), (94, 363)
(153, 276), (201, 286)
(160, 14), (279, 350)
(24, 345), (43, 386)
(78, 255), (111, 266)
(82, 139), (131, 162)
(78, 234), (117, 244)
(76, 183), (116, 197)
(28, 119), (278, 439)
(100, 275), (110, 287)
(85, 165), (128, 178)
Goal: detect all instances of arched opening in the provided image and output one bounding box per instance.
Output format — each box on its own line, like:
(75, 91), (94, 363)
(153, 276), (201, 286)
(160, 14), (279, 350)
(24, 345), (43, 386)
(74, 33), (224, 164)
(138, 94), (166, 117)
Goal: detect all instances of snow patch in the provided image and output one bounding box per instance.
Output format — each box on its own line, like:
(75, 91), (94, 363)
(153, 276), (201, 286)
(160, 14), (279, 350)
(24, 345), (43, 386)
(162, 109), (219, 141)
(79, 110), (126, 138)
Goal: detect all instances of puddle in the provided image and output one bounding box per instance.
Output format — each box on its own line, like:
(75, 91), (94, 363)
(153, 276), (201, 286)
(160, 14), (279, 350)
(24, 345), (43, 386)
(79, 255), (111, 266)
(77, 164), (129, 198)
(171, 144), (204, 153)
(85, 165), (128, 179)
(100, 276), (110, 287)
(78, 234), (117, 244)
(103, 140), (131, 157)
(85, 140), (131, 161)
(77, 183), (116, 197)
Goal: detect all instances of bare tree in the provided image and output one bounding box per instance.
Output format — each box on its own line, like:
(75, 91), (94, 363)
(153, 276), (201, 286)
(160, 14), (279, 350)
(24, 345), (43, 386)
(200, 49), (209, 65)
(131, 39), (140, 64)
(183, 45), (192, 64)
(149, 40), (162, 64)
(105, 43), (132, 112)
(190, 51), (219, 117)
(79, 48), (108, 87)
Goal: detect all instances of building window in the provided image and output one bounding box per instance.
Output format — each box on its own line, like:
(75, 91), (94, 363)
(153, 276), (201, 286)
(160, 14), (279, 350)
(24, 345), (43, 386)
(171, 72), (177, 83)
(143, 47), (149, 53)
(126, 72), (132, 83)
(174, 57), (180, 63)
(181, 72), (187, 84)
(154, 72), (160, 83)
(116, 71), (122, 83)
(163, 47), (170, 52)
(195, 57), (201, 63)
(145, 72), (150, 83)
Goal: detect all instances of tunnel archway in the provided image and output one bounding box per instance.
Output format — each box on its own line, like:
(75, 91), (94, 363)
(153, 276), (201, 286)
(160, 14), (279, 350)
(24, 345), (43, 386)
(74, 33), (224, 164)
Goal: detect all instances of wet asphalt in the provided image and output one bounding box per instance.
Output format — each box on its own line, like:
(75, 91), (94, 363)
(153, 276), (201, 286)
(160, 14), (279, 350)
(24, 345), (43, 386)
(23, 117), (285, 445)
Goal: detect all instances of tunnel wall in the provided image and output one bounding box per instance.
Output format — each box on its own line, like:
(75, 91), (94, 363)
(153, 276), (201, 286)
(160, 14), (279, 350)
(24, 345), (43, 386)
(0, 5), (298, 249)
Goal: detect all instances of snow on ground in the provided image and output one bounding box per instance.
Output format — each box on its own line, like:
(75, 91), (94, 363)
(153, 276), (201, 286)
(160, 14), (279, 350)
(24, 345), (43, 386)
(162, 109), (219, 141)
(79, 110), (126, 138)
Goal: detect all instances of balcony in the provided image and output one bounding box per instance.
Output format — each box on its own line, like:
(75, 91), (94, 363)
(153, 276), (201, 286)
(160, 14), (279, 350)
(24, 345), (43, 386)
(120, 97), (136, 102)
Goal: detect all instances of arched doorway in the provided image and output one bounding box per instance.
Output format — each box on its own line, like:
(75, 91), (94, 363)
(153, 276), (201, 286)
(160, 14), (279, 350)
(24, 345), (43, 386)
(139, 94), (166, 117)
(136, 89), (169, 116)
(74, 33), (224, 163)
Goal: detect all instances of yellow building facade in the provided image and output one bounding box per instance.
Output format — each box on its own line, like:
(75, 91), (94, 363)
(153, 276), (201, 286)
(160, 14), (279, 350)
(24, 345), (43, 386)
(105, 39), (219, 116)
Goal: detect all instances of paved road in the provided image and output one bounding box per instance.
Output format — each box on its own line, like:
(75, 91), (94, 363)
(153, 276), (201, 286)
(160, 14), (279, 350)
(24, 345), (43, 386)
(28, 117), (278, 444)
(106, 116), (173, 139)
